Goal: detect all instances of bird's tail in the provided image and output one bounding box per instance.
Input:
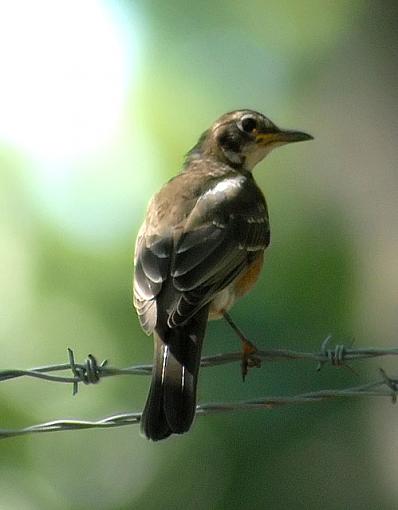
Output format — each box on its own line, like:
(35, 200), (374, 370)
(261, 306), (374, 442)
(140, 307), (208, 441)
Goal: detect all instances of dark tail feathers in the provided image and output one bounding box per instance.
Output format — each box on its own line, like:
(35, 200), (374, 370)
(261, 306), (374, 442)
(140, 308), (208, 441)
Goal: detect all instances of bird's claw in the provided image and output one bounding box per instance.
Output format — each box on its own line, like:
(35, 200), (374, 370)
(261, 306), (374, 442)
(241, 339), (261, 381)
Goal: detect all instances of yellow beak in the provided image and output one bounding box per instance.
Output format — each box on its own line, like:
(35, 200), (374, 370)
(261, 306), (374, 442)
(256, 129), (313, 145)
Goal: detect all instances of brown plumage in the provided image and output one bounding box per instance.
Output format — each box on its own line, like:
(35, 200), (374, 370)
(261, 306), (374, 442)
(133, 110), (312, 440)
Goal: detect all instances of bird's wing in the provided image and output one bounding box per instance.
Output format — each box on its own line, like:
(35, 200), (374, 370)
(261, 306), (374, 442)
(133, 222), (172, 334)
(133, 174), (270, 333)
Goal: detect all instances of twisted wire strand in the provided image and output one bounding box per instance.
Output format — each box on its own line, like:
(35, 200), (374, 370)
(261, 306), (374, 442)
(1, 338), (398, 439)
(0, 372), (396, 439)
(1, 338), (398, 394)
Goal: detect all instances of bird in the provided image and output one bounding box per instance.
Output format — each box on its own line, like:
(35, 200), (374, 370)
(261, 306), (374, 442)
(133, 109), (313, 440)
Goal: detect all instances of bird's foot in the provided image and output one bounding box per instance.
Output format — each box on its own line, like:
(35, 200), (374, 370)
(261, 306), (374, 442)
(222, 311), (262, 380)
(241, 338), (261, 381)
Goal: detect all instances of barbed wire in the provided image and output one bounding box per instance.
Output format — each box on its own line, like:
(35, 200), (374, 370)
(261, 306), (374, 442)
(0, 369), (397, 439)
(1, 336), (398, 395)
(1, 337), (398, 439)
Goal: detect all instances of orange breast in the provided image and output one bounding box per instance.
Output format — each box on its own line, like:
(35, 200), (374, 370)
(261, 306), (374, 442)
(208, 252), (265, 320)
(233, 252), (264, 298)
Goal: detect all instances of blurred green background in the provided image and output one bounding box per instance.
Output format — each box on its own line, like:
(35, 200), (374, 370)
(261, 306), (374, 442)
(0, 0), (397, 508)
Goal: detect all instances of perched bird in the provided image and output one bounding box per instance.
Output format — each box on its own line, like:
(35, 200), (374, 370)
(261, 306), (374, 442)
(133, 110), (312, 440)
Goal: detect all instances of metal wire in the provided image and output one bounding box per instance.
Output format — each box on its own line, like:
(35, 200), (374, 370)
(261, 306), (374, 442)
(1, 337), (398, 439)
(1, 337), (398, 395)
(0, 370), (397, 439)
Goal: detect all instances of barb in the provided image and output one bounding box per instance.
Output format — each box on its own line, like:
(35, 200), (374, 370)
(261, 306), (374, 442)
(1, 339), (398, 395)
(67, 348), (106, 395)
(316, 335), (357, 374)
(0, 372), (397, 439)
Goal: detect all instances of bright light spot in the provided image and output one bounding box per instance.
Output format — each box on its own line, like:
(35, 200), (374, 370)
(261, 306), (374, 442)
(0, 0), (138, 159)
(0, 0), (148, 247)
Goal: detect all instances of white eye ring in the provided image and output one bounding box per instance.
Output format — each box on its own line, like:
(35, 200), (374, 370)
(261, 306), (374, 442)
(238, 115), (257, 133)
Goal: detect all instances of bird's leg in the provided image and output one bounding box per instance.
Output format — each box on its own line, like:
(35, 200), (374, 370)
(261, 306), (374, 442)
(222, 311), (261, 381)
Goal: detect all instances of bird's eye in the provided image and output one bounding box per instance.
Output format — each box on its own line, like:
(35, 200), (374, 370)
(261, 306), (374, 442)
(239, 116), (257, 133)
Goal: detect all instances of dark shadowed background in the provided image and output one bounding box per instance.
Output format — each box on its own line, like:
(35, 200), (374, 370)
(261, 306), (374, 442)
(0, 1), (397, 508)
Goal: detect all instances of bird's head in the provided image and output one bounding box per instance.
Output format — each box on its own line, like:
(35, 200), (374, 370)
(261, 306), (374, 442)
(187, 110), (313, 171)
